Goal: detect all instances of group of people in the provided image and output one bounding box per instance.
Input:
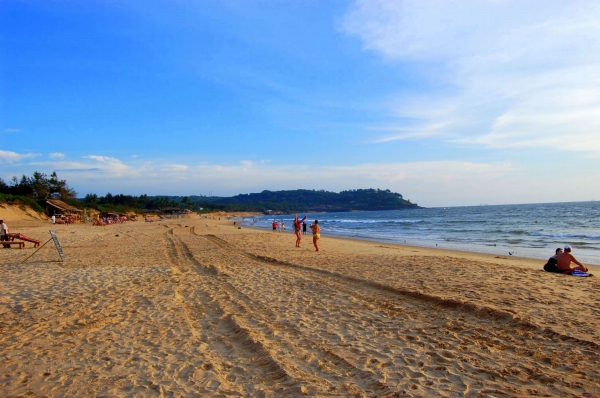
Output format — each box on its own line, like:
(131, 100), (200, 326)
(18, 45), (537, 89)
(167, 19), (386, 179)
(271, 217), (320, 251)
(544, 245), (592, 276)
(271, 220), (286, 231)
(292, 215), (320, 251)
(93, 215), (128, 226)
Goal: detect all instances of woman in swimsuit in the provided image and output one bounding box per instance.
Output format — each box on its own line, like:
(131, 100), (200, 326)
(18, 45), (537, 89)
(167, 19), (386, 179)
(310, 220), (320, 252)
(294, 215), (307, 247)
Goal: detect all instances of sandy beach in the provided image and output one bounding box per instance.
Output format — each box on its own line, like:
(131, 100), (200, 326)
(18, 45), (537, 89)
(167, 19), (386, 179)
(1, 211), (599, 397)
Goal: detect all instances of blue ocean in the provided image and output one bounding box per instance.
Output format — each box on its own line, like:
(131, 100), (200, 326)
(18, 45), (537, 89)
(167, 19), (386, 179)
(241, 201), (600, 265)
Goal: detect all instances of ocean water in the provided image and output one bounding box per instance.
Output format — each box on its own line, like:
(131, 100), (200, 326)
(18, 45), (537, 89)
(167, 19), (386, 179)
(241, 201), (600, 265)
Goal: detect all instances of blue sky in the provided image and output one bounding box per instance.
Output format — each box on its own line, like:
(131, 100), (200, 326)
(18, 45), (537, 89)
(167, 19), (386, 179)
(2, 0), (600, 207)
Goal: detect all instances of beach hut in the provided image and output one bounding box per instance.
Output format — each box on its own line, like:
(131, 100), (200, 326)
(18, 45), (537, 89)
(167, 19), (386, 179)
(161, 207), (189, 219)
(41, 199), (84, 223)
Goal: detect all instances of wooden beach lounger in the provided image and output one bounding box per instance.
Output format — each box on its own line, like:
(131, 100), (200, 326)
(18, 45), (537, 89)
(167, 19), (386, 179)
(7, 233), (42, 247)
(2, 241), (25, 249)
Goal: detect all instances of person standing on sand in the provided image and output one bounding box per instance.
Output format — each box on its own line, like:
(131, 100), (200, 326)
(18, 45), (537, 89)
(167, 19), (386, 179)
(294, 215), (307, 247)
(302, 220), (307, 235)
(310, 220), (320, 252)
(272, 221), (277, 231)
(1, 220), (9, 248)
(556, 245), (589, 274)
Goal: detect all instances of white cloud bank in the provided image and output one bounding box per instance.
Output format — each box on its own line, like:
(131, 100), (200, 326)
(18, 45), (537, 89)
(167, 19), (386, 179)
(342, 0), (600, 154)
(0, 150), (38, 163)
(2, 154), (598, 206)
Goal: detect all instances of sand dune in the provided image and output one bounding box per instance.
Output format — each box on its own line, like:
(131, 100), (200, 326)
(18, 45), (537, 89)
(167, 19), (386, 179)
(0, 217), (598, 396)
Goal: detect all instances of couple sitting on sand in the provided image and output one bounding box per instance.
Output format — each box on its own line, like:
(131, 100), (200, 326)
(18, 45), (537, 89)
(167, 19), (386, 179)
(544, 245), (592, 276)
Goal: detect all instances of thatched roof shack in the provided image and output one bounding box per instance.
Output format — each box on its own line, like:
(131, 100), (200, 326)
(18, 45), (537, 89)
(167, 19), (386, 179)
(161, 207), (191, 219)
(42, 199), (84, 223)
(42, 199), (83, 216)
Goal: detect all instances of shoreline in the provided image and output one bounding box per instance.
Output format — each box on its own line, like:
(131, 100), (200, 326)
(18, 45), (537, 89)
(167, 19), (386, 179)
(242, 222), (600, 268)
(240, 202), (600, 267)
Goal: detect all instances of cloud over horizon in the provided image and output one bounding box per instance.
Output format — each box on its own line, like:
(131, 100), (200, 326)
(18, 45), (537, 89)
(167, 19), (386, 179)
(4, 153), (598, 206)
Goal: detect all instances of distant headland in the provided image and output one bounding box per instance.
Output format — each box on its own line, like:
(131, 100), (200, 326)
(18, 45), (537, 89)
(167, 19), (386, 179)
(187, 189), (421, 214)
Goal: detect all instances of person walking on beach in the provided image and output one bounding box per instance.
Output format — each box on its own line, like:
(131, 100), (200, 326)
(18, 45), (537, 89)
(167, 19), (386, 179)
(310, 220), (320, 252)
(0, 220), (9, 248)
(272, 221), (277, 232)
(302, 220), (307, 235)
(293, 215), (307, 247)
(556, 245), (589, 274)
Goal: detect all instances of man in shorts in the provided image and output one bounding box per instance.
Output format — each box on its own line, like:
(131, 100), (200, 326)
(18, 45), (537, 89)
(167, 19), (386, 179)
(556, 245), (588, 274)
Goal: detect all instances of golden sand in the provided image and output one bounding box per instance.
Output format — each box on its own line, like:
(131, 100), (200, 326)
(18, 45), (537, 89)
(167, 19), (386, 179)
(0, 213), (598, 397)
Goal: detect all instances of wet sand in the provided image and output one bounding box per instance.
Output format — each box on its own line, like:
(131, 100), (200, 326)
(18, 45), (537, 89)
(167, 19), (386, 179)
(1, 216), (599, 397)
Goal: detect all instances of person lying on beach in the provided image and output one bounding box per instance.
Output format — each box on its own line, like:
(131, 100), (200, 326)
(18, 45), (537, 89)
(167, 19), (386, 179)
(543, 247), (563, 272)
(556, 245), (589, 274)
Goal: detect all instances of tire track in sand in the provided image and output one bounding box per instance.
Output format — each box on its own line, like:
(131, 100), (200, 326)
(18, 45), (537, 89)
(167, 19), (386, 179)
(174, 228), (395, 396)
(162, 226), (308, 397)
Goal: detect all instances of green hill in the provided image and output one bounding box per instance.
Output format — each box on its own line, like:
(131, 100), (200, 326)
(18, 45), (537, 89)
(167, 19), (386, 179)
(178, 188), (420, 213)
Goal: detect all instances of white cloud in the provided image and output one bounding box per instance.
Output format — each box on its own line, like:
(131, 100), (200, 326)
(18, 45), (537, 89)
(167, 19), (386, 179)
(49, 152), (66, 159)
(370, 121), (456, 143)
(4, 129), (20, 133)
(0, 150), (38, 162)
(342, 0), (600, 153)
(82, 155), (137, 176)
(162, 164), (189, 172)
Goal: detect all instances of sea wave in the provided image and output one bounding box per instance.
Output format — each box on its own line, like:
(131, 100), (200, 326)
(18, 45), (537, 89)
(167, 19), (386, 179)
(529, 232), (600, 239)
(322, 219), (423, 224)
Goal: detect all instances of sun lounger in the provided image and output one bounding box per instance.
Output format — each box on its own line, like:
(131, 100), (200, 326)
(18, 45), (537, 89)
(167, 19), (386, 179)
(2, 241), (25, 249)
(7, 233), (42, 247)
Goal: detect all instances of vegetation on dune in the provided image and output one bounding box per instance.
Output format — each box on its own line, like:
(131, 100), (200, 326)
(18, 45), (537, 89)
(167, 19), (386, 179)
(0, 172), (75, 212)
(0, 171), (77, 202)
(0, 193), (45, 213)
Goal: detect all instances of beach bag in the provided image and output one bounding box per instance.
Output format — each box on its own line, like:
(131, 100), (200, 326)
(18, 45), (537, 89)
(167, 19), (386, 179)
(543, 257), (558, 273)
